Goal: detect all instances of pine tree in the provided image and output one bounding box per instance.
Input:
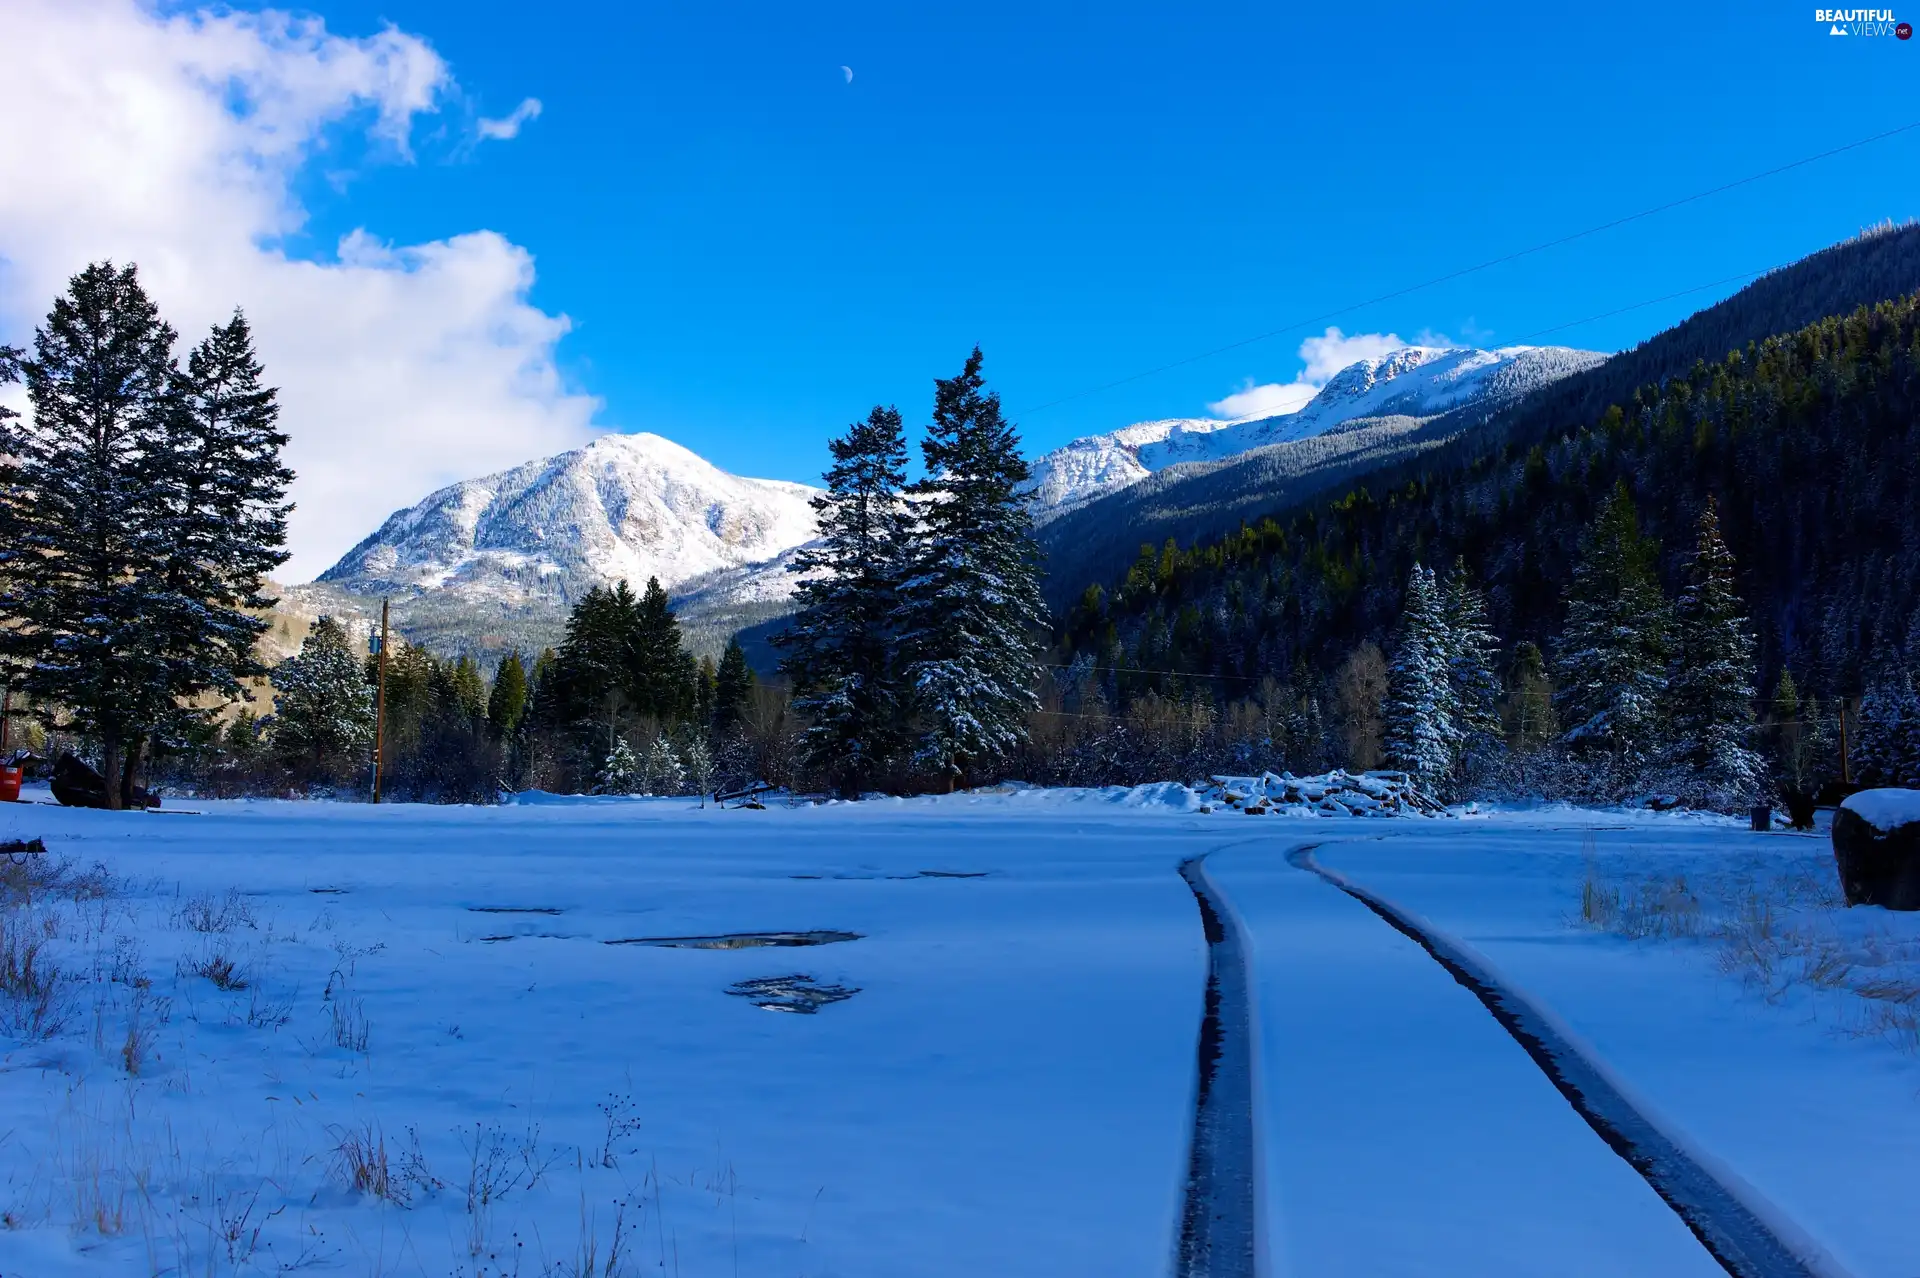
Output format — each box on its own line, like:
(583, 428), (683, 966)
(0, 263), (180, 806)
(1440, 558), (1504, 784)
(1383, 564), (1453, 789)
(1555, 482), (1672, 782)
(894, 349), (1049, 786)
(270, 617), (374, 773)
(775, 404), (912, 795)
(150, 310), (291, 730)
(1664, 499), (1762, 804)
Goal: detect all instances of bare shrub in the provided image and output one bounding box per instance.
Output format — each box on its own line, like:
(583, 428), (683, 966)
(176, 889), (256, 934)
(461, 1122), (522, 1257)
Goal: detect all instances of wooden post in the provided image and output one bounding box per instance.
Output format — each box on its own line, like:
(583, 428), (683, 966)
(373, 599), (390, 804)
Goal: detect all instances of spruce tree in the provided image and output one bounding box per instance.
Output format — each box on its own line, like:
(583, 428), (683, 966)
(1382, 564), (1453, 789)
(713, 638), (755, 735)
(1555, 482), (1671, 783)
(270, 617), (375, 773)
(488, 652), (529, 740)
(0, 263), (180, 806)
(627, 577), (694, 722)
(1503, 642), (1559, 755)
(775, 404), (911, 795)
(893, 349), (1049, 787)
(1664, 499), (1762, 804)
(151, 310), (291, 727)
(553, 582), (640, 758)
(597, 739), (640, 794)
(1857, 673), (1920, 787)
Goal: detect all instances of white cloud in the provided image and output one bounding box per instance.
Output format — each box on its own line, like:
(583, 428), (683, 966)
(0, 1), (597, 581)
(1207, 325), (1459, 421)
(477, 96), (542, 142)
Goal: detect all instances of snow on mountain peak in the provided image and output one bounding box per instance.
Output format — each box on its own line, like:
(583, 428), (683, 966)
(316, 431), (821, 607)
(1023, 343), (1604, 521)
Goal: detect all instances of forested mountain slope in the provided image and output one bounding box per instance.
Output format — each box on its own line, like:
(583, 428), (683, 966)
(1062, 285), (1920, 707)
(1040, 223), (1920, 609)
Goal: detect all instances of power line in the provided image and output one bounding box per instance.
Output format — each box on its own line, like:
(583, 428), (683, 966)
(1015, 120), (1920, 417)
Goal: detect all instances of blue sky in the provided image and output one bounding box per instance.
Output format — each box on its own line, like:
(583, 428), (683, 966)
(5, 1), (1919, 574)
(293, 0), (1920, 482)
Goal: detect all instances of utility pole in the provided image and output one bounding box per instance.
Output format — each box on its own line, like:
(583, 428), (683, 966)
(373, 599), (390, 803)
(1838, 696), (1852, 787)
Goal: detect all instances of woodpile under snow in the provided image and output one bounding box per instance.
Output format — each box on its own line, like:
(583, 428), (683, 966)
(1196, 770), (1449, 818)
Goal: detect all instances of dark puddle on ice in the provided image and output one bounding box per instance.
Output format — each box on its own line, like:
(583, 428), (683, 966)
(477, 933), (576, 943)
(789, 870), (989, 880)
(604, 930), (861, 949)
(726, 974), (860, 1013)
(467, 906), (566, 916)
(308, 887), (350, 895)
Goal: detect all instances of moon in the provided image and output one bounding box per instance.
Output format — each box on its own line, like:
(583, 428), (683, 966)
(841, 65), (853, 84)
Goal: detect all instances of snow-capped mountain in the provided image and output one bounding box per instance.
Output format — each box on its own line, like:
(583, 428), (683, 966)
(1024, 345), (1604, 521)
(318, 432), (820, 609)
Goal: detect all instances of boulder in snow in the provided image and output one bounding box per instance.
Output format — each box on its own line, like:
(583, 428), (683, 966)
(1832, 788), (1920, 909)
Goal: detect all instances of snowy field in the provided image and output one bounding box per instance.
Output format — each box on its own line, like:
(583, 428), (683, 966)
(0, 787), (1914, 1277)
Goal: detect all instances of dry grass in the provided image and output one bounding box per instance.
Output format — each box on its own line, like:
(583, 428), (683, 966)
(0, 909), (71, 1039)
(184, 948), (249, 990)
(0, 852), (115, 908)
(1578, 853), (1920, 1053)
(175, 889), (256, 934)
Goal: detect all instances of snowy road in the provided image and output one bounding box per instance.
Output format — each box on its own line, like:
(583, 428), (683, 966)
(0, 791), (1911, 1277)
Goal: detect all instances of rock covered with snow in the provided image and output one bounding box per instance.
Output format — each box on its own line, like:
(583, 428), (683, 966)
(1833, 788), (1920, 909)
(1021, 345), (1604, 522)
(1197, 770), (1449, 818)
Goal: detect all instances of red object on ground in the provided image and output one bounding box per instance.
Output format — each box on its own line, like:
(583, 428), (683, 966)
(0, 767), (21, 803)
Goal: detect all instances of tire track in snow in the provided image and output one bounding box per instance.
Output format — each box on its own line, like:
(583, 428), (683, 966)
(1174, 854), (1263, 1278)
(1287, 845), (1842, 1278)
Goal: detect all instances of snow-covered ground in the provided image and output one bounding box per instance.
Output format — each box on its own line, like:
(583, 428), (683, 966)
(0, 788), (1913, 1277)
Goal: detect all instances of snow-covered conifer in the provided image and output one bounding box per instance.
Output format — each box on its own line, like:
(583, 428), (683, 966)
(1383, 564), (1454, 789)
(150, 310), (292, 722)
(643, 733), (684, 795)
(893, 350), (1049, 787)
(1555, 483), (1671, 780)
(597, 739), (640, 795)
(776, 404), (913, 795)
(0, 263), (180, 805)
(1440, 558), (1504, 782)
(270, 617), (374, 770)
(1663, 499), (1762, 803)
